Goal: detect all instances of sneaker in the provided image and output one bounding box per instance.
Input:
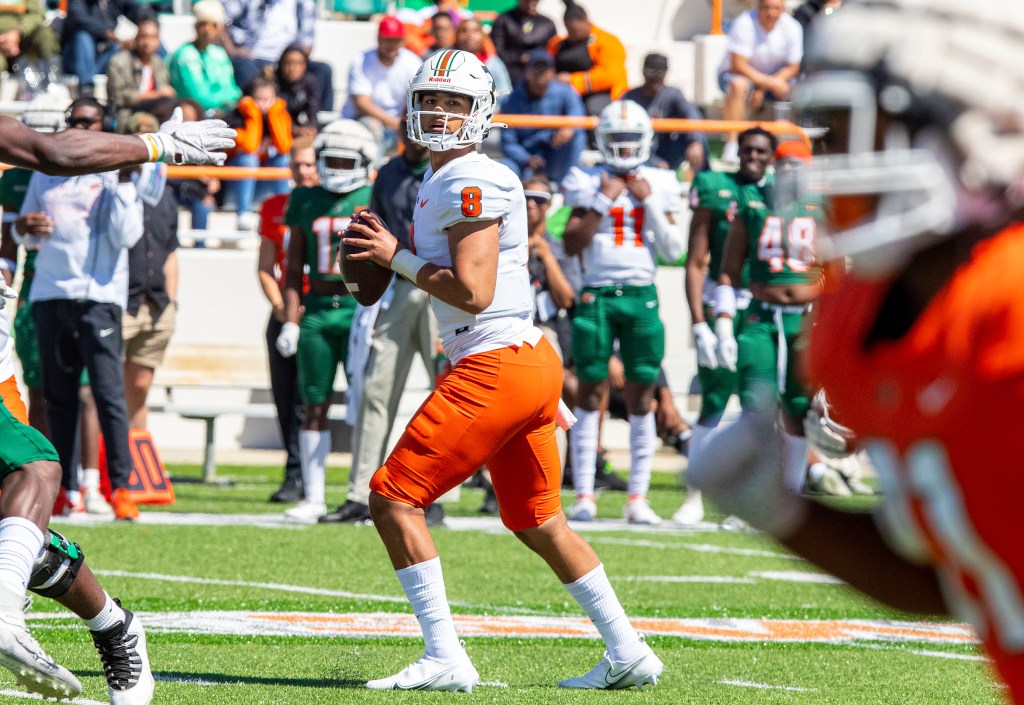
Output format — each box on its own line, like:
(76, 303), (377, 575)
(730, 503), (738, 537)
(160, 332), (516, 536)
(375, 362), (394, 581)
(558, 635), (663, 690)
(478, 487), (498, 515)
(111, 489), (140, 521)
(836, 460), (874, 495)
(366, 648), (479, 692)
(804, 463), (852, 497)
(568, 495), (597, 522)
(594, 452), (628, 492)
(318, 500), (371, 524)
(424, 503), (446, 527)
(54, 489), (85, 518)
(625, 499), (662, 525)
(720, 515), (751, 532)
(90, 602), (154, 705)
(269, 477), (304, 503)
(283, 500), (327, 524)
(84, 488), (115, 517)
(0, 586), (81, 699)
(671, 490), (704, 525)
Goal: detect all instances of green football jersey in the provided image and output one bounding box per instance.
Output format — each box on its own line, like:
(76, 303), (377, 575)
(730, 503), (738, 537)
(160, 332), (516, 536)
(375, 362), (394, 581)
(737, 186), (825, 287)
(689, 170), (771, 287)
(284, 184), (372, 282)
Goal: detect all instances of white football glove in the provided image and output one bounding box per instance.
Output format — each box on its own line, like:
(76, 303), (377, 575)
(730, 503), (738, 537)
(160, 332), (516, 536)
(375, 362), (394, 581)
(276, 322), (300, 358)
(685, 404), (808, 538)
(149, 108), (237, 166)
(692, 321), (719, 369)
(0, 280), (15, 310)
(714, 317), (738, 372)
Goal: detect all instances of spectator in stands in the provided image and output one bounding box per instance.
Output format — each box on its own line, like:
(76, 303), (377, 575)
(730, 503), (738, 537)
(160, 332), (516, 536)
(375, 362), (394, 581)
(223, 75), (292, 229)
(0, 0), (60, 91)
(120, 111), (179, 431)
(62, 0), (145, 97)
(452, 17), (511, 104)
(717, 0), (802, 161)
(275, 44), (319, 138)
(15, 96), (145, 521)
(547, 3), (627, 117)
(499, 49), (585, 186)
(163, 98), (221, 230)
(490, 0), (557, 87)
(220, 0), (333, 113)
(168, 0), (241, 115)
(623, 52), (708, 175)
(341, 15), (421, 157)
(106, 15), (175, 131)
(424, 10), (455, 58)
(258, 136), (316, 504)
(319, 119), (445, 526)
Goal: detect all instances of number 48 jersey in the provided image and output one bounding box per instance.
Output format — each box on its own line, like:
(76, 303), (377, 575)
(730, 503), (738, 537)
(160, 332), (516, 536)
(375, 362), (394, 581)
(562, 165), (684, 288)
(736, 189), (826, 287)
(284, 184), (372, 282)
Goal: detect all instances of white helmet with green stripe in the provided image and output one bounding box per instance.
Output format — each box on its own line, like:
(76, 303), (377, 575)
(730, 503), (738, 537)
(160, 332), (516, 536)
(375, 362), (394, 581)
(406, 49), (501, 152)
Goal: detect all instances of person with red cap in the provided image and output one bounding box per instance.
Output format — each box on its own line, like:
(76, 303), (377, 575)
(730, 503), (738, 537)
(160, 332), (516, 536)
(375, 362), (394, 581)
(341, 15), (422, 155)
(708, 130), (826, 496)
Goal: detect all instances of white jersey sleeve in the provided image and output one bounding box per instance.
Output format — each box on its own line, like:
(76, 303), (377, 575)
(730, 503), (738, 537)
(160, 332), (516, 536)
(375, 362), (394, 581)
(561, 166), (600, 211)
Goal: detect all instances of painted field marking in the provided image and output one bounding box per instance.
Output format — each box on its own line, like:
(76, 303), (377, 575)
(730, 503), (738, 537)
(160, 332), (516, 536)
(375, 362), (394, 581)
(0, 689), (107, 705)
(722, 679), (817, 692)
(590, 536), (794, 558)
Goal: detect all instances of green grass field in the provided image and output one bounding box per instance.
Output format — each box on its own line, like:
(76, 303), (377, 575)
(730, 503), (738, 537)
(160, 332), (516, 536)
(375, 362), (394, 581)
(22, 463), (1003, 705)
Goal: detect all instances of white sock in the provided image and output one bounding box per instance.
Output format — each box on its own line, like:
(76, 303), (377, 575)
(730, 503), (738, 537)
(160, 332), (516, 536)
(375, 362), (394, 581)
(67, 489), (81, 507)
(0, 518), (44, 596)
(83, 592), (126, 632)
(564, 564), (642, 662)
(396, 557), (461, 660)
(783, 432), (809, 493)
(569, 408), (600, 498)
(81, 468), (101, 492)
(299, 430), (330, 505)
(627, 412), (656, 498)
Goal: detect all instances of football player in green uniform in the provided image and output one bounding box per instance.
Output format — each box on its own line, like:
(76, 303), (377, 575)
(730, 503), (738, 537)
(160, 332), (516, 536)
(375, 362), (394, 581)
(712, 139), (824, 494)
(674, 127), (775, 525)
(276, 119), (379, 523)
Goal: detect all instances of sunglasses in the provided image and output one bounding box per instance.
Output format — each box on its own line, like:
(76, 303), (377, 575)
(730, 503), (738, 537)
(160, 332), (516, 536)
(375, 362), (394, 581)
(67, 116), (100, 128)
(524, 191), (551, 205)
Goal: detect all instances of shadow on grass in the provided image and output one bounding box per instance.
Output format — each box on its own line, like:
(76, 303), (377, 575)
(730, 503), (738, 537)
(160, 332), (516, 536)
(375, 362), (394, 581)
(82, 670), (369, 689)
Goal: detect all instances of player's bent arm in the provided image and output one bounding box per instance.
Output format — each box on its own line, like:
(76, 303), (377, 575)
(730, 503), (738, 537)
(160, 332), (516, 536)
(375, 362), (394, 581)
(257, 238), (285, 313)
(646, 205), (685, 263)
(685, 208), (712, 325)
(413, 219), (499, 315)
(0, 117), (152, 176)
(540, 248), (576, 311)
(562, 207), (601, 257)
(780, 504), (949, 616)
(283, 225), (307, 325)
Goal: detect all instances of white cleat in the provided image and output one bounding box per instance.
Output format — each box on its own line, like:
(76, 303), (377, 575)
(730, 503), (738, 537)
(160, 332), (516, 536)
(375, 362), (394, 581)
(804, 463), (852, 497)
(567, 496), (597, 522)
(558, 635), (663, 690)
(672, 490), (704, 525)
(366, 649), (479, 692)
(91, 601), (154, 705)
(625, 499), (662, 525)
(283, 501), (327, 524)
(0, 587), (81, 699)
(83, 488), (115, 517)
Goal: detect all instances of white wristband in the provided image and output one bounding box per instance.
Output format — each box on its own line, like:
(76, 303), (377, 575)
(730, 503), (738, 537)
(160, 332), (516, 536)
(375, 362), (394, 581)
(390, 249), (429, 282)
(590, 192), (614, 217)
(714, 284), (737, 318)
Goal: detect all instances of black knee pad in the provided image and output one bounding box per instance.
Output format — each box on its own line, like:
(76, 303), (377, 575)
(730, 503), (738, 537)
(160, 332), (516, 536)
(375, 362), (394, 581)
(28, 529), (84, 599)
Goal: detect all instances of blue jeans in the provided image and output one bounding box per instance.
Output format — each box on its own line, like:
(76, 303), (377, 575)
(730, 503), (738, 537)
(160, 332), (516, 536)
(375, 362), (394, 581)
(63, 31), (118, 89)
(500, 129), (585, 187)
(223, 152), (290, 214)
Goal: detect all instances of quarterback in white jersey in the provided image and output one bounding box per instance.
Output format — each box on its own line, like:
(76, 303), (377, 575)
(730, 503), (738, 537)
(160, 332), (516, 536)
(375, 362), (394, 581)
(562, 99), (685, 526)
(344, 49), (663, 693)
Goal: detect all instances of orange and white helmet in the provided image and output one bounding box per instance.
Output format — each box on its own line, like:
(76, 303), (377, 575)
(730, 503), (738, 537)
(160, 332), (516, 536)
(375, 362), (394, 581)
(596, 100), (653, 174)
(406, 50), (500, 152)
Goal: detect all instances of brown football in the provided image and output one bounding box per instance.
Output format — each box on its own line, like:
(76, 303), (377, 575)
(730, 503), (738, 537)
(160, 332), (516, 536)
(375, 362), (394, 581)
(338, 210), (395, 307)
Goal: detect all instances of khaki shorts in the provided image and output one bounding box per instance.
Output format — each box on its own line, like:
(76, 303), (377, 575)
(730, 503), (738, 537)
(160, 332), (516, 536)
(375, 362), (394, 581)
(123, 299), (176, 369)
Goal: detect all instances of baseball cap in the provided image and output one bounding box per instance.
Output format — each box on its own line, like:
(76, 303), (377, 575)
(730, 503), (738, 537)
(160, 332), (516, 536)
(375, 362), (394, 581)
(378, 15), (404, 39)
(643, 53), (669, 72)
(526, 48), (554, 68)
(775, 139), (813, 163)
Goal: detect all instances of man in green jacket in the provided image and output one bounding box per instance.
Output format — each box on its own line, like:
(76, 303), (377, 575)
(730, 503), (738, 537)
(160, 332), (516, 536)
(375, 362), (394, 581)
(168, 0), (241, 114)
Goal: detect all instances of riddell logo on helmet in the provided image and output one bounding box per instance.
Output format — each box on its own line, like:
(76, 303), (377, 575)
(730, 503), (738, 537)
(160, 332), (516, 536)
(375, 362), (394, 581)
(428, 76), (453, 83)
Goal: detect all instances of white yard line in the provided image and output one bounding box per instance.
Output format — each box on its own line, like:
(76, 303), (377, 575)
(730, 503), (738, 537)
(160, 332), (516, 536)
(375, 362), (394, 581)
(721, 679), (817, 692)
(589, 536), (793, 558)
(0, 689), (107, 705)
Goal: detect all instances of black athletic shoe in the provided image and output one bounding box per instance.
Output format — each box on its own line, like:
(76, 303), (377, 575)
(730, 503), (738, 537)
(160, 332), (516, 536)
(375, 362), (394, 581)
(479, 487), (499, 515)
(424, 503), (446, 527)
(594, 452), (628, 492)
(269, 477), (304, 503)
(317, 500), (371, 523)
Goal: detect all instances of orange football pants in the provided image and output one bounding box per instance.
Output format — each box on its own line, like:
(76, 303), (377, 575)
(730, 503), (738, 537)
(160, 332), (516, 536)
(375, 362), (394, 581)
(371, 337), (564, 532)
(0, 375), (28, 425)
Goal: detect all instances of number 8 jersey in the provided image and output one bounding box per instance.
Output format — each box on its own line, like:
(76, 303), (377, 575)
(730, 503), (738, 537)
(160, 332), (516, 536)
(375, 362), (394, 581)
(412, 151), (534, 364)
(562, 165), (685, 288)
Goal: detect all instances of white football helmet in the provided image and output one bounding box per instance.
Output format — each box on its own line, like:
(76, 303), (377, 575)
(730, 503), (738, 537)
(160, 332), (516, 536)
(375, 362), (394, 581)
(596, 100), (653, 174)
(314, 119), (379, 193)
(792, 0), (1024, 276)
(406, 49), (501, 152)
(21, 91), (70, 133)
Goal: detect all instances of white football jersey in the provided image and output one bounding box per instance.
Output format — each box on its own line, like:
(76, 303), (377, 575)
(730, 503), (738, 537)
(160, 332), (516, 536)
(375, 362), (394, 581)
(562, 165), (684, 288)
(412, 151), (536, 364)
